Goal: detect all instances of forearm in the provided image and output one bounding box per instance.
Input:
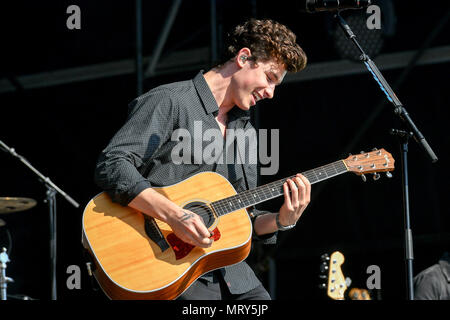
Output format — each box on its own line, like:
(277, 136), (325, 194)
(128, 188), (183, 224)
(253, 209), (300, 236)
(253, 212), (279, 236)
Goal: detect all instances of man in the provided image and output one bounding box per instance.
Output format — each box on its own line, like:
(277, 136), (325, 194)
(95, 18), (310, 300)
(414, 252), (450, 300)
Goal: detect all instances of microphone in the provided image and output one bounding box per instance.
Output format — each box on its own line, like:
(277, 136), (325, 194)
(300, 0), (371, 13)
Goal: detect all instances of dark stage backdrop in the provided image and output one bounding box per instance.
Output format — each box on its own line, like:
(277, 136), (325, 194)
(0, 1), (449, 300)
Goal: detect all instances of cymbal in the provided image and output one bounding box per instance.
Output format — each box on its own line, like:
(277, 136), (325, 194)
(0, 197), (37, 214)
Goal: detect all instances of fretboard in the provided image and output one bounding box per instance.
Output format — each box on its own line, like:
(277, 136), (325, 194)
(211, 160), (348, 217)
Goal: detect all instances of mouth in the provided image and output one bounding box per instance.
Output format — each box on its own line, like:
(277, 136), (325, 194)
(252, 92), (262, 105)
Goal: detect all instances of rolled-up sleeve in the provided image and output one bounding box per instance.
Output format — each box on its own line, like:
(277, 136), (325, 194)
(94, 89), (177, 206)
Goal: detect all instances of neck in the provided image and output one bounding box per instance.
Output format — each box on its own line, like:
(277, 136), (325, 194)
(210, 160), (349, 217)
(204, 66), (236, 116)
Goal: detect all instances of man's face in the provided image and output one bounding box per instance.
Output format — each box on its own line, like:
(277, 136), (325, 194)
(232, 58), (287, 111)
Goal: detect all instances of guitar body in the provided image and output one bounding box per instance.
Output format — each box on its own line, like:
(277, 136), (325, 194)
(82, 171), (252, 300)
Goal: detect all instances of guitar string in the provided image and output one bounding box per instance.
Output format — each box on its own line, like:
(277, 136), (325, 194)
(186, 158), (388, 222)
(185, 161), (348, 221)
(209, 161), (347, 216)
(168, 155), (388, 229)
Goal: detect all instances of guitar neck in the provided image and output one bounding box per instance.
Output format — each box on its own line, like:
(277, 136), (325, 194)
(211, 160), (348, 217)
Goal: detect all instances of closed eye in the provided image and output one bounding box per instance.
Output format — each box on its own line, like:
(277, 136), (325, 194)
(266, 72), (280, 86)
(266, 74), (275, 85)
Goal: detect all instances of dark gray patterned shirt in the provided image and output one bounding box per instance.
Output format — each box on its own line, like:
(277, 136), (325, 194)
(414, 252), (450, 300)
(94, 71), (277, 295)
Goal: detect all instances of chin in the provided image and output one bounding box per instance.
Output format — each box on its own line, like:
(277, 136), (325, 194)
(237, 104), (251, 111)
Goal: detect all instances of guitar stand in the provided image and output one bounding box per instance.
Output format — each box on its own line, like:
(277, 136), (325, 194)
(334, 11), (438, 300)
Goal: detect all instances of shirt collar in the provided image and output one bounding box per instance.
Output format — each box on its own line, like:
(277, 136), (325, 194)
(193, 71), (251, 121)
(193, 71), (219, 115)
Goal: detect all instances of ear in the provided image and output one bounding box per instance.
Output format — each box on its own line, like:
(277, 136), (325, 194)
(236, 48), (252, 68)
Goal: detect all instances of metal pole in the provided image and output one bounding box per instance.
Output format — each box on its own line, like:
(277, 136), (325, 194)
(145, 0), (182, 77)
(210, 0), (217, 64)
(47, 188), (57, 300)
(136, 0), (143, 95)
(400, 138), (415, 300)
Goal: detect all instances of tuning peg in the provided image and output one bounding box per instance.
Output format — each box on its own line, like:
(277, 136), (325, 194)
(319, 274), (327, 280)
(373, 173), (380, 181)
(386, 172), (393, 178)
(372, 147), (378, 151)
(319, 283), (327, 290)
(361, 174), (367, 182)
(320, 253), (330, 262)
(320, 263), (329, 273)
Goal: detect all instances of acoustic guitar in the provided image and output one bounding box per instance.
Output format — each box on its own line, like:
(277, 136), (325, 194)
(82, 148), (394, 299)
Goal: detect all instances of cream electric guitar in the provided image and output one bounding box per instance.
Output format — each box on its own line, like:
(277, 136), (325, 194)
(319, 251), (372, 300)
(82, 148), (394, 300)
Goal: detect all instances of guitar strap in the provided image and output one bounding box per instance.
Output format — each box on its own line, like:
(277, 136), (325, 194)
(237, 120), (251, 192)
(224, 118), (251, 193)
(234, 119), (259, 218)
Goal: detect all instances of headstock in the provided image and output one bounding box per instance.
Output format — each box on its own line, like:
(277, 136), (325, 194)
(319, 251), (348, 300)
(344, 148), (395, 181)
(319, 251), (373, 300)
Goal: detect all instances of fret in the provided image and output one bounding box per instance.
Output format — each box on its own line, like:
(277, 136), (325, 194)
(313, 166), (328, 181)
(250, 190), (261, 203)
(225, 197), (237, 211)
(240, 191), (253, 207)
(325, 163), (338, 176)
(211, 201), (224, 216)
(336, 160), (348, 173)
(262, 184), (276, 199)
(324, 161), (347, 179)
(303, 170), (318, 184)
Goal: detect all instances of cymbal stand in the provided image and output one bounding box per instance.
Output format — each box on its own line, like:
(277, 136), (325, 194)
(0, 247), (14, 300)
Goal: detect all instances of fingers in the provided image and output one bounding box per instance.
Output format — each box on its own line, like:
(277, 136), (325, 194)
(193, 220), (214, 248)
(283, 174), (311, 210)
(282, 181), (292, 210)
(289, 178), (300, 208)
(176, 210), (213, 248)
(295, 173), (311, 205)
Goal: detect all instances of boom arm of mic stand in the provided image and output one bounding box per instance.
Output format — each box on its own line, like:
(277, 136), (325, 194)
(0, 139), (80, 208)
(335, 12), (438, 163)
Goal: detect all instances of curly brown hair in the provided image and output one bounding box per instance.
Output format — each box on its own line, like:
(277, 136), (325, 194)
(219, 19), (307, 73)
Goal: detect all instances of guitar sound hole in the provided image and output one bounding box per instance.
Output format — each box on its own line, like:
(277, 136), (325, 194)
(182, 202), (216, 228)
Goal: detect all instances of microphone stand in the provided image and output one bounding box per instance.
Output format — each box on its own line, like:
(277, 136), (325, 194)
(0, 139), (80, 300)
(334, 11), (438, 300)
